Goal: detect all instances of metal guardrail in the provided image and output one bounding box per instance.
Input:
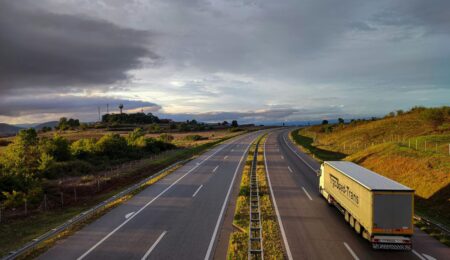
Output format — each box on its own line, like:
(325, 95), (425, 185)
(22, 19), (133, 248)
(414, 215), (450, 236)
(248, 141), (264, 260)
(3, 158), (190, 260)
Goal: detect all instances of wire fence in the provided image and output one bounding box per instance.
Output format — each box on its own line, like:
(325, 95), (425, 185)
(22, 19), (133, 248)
(311, 134), (450, 156)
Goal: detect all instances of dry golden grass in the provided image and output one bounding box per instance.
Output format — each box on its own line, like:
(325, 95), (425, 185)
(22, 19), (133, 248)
(294, 110), (450, 226)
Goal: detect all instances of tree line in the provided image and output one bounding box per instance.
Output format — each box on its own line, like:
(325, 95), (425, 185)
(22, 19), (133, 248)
(0, 128), (175, 209)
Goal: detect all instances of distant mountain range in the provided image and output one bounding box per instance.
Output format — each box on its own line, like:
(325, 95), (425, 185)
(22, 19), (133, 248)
(0, 123), (23, 136)
(0, 121), (58, 136)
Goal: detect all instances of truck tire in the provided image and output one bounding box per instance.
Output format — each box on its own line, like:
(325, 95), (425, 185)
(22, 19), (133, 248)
(327, 195), (333, 206)
(350, 215), (355, 228)
(362, 230), (370, 240)
(354, 221), (361, 234)
(345, 211), (350, 223)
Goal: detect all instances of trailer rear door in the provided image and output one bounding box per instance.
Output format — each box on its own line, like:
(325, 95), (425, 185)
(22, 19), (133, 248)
(373, 193), (413, 234)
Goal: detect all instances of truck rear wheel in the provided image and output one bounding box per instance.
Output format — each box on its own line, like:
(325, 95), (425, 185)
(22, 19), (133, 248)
(349, 215), (355, 228)
(354, 221), (361, 234)
(362, 230), (370, 240)
(345, 211), (350, 223)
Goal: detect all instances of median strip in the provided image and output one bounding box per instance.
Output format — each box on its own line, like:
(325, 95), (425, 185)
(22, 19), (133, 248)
(227, 134), (284, 259)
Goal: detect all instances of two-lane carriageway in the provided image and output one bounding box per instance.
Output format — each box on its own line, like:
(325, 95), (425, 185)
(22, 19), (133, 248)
(40, 131), (262, 260)
(264, 129), (449, 260)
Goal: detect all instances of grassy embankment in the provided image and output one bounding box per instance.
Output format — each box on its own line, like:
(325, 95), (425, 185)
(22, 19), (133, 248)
(290, 107), (450, 245)
(227, 134), (284, 259)
(0, 130), (243, 257)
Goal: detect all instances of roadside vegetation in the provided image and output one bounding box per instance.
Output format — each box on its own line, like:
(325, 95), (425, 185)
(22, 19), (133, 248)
(227, 135), (284, 259)
(290, 106), (450, 245)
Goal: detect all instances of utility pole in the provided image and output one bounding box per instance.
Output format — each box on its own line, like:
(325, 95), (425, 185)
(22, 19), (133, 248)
(107, 104), (109, 114)
(98, 106), (101, 122)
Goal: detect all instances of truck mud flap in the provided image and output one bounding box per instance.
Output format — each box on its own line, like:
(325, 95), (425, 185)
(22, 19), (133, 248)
(372, 243), (412, 251)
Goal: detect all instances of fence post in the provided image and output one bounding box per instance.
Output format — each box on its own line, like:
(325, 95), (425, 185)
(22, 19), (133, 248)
(24, 199), (28, 215)
(416, 140), (418, 150)
(97, 179), (100, 192)
(435, 143), (438, 153)
(408, 139), (411, 148)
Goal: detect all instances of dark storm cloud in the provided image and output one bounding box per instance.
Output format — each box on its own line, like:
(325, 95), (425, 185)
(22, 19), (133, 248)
(0, 95), (161, 117)
(0, 0), (158, 93)
(373, 0), (450, 35)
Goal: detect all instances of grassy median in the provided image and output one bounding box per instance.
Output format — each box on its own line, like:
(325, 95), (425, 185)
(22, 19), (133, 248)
(227, 134), (284, 259)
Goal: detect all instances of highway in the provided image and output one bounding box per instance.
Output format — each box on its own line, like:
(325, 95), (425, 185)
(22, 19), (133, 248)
(39, 131), (261, 260)
(264, 129), (450, 260)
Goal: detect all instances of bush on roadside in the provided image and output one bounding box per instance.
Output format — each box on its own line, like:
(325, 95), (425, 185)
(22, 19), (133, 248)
(159, 133), (174, 143)
(39, 135), (71, 161)
(70, 138), (97, 159)
(43, 160), (95, 179)
(96, 134), (130, 159)
(184, 134), (204, 141)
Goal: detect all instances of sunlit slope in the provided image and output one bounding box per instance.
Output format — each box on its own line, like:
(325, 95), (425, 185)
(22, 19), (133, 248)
(299, 107), (450, 222)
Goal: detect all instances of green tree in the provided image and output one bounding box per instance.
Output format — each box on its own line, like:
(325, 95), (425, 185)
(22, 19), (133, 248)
(39, 135), (71, 161)
(96, 134), (129, 159)
(70, 138), (97, 159)
(321, 120), (329, 125)
(338, 118), (344, 124)
(0, 129), (40, 176)
(231, 120), (238, 127)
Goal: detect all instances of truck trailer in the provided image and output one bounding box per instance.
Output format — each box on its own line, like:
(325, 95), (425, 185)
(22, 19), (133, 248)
(318, 161), (414, 250)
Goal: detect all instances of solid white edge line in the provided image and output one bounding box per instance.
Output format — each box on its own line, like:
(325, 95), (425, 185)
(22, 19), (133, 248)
(343, 242), (360, 260)
(282, 134), (318, 172)
(212, 165), (219, 173)
(192, 185), (203, 197)
(281, 155), (284, 160)
(264, 133), (293, 260)
(224, 155), (228, 160)
(302, 187), (313, 201)
(204, 134), (257, 260)
(77, 136), (240, 260)
(287, 166), (293, 173)
(141, 231), (167, 260)
(412, 249), (426, 260)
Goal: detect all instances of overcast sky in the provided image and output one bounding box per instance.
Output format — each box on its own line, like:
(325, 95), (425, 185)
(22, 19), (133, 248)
(1, 0), (449, 124)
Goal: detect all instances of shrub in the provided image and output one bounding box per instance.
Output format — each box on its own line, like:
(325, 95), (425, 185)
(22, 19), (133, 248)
(184, 134), (204, 141)
(144, 138), (175, 153)
(159, 133), (174, 143)
(42, 160), (94, 179)
(96, 134), (129, 159)
(70, 138), (97, 159)
(127, 128), (146, 146)
(421, 108), (446, 126)
(39, 135), (71, 161)
(229, 128), (243, 132)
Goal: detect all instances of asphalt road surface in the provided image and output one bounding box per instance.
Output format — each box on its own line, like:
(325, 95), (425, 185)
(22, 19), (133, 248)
(264, 129), (449, 260)
(39, 131), (261, 260)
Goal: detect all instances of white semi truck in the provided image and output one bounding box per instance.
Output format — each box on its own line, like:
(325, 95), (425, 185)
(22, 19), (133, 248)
(318, 161), (414, 250)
